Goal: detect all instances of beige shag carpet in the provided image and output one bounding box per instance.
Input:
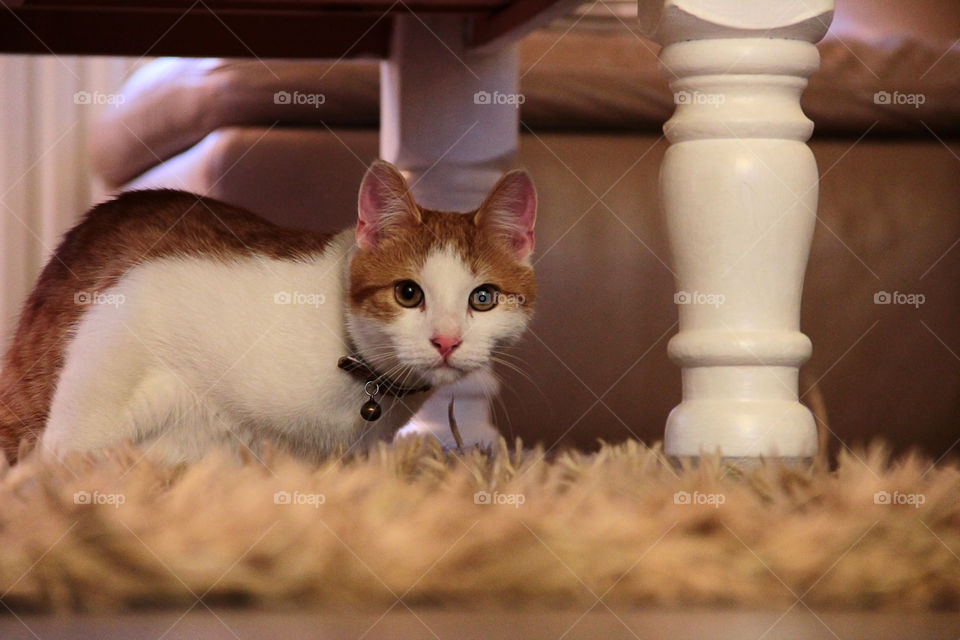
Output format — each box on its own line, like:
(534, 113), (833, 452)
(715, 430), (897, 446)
(0, 437), (958, 613)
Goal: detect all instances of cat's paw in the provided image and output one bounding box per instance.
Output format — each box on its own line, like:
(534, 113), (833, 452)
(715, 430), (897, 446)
(396, 414), (500, 450)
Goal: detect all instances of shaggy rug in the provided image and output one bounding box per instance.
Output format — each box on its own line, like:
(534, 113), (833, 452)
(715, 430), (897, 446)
(0, 437), (957, 613)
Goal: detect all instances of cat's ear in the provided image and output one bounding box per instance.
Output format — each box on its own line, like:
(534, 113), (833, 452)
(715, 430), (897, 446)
(475, 169), (537, 261)
(356, 160), (421, 251)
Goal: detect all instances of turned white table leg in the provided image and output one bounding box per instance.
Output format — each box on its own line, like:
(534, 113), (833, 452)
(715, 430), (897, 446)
(381, 14), (519, 447)
(639, 1), (833, 460)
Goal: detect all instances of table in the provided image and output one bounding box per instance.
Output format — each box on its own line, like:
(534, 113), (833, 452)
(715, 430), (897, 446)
(0, 0), (837, 460)
(0, 0), (575, 57)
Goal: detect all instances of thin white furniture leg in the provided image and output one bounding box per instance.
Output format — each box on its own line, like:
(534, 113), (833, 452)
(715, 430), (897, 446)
(381, 14), (519, 448)
(639, 0), (834, 460)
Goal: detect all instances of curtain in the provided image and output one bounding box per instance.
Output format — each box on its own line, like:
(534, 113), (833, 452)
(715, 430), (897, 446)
(0, 55), (132, 344)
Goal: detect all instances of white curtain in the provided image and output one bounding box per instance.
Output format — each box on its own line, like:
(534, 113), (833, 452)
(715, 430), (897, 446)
(0, 55), (132, 345)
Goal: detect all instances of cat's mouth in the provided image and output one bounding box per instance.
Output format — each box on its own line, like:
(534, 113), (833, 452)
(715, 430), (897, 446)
(423, 361), (469, 385)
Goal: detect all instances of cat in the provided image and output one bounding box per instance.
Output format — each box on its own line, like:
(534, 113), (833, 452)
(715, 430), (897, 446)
(0, 160), (536, 464)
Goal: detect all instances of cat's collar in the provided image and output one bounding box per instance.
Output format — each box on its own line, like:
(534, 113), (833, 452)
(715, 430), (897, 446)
(337, 353), (431, 421)
(337, 354), (430, 397)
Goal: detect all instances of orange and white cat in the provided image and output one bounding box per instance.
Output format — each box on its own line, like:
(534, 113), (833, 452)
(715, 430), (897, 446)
(0, 161), (536, 464)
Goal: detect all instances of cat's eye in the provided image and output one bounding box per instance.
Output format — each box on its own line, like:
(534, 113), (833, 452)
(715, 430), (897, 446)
(469, 285), (498, 312)
(394, 280), (424, 308)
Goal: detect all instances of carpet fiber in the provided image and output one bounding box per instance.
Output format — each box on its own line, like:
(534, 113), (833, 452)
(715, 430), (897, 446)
(0, 438), (957, 612)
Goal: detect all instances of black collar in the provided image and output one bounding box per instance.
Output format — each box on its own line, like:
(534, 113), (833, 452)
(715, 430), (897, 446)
(337, 354), (431, 398)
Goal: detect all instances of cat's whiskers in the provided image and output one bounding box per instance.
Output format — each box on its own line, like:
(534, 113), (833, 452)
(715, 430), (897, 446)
(489, 347), (530, 365)
(380, 362), (421, 420)
(487, 377), (515, 441)
(354, 344), (397, 358)
(489, 352), (536, 385)
(488, 354), (550, 407)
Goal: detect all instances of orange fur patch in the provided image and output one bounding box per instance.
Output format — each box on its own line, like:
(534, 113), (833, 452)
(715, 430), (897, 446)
(349, 207), (536, 323)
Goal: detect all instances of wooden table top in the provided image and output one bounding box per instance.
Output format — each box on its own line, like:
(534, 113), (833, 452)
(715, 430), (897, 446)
(0, 0), (567, 58)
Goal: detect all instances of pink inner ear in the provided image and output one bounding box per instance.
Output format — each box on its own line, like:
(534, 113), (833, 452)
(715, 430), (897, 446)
(356, 176), (386, 250)
(480, 170), (537, 260)
(355, 219), (377, 252)
(356, 161), (416, 251)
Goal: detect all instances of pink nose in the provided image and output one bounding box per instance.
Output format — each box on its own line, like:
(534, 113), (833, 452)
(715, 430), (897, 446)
(430, 334), (462, 359)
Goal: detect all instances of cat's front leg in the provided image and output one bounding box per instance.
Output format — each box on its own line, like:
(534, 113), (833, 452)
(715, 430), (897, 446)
(397, 367), (500, 450)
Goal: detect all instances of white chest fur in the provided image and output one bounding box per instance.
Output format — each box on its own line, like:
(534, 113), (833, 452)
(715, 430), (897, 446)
(42, 230), (425, 463)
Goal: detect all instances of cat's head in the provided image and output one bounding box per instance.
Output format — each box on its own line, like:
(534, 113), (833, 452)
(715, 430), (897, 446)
(347, 160), (536, 387)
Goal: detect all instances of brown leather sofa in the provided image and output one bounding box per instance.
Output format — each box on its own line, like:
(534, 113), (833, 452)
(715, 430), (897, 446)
(90, 1), (960, 459)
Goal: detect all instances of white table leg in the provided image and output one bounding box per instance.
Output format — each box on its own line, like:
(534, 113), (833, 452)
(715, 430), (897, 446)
(381, 14), (519, 447)
(639, 1), (834, 460)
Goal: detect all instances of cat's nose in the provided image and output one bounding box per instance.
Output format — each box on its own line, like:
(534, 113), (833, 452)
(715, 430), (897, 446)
(430, 334), (462, 360)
